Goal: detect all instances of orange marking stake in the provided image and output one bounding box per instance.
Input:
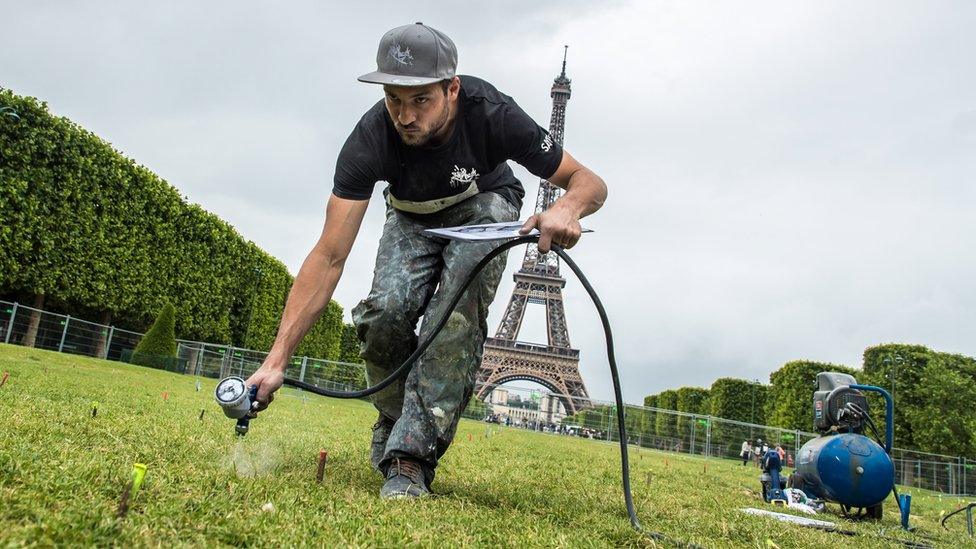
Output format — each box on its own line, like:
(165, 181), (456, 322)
(316, 449), (328, 483)
(467, 433), (472, 442)
(0, 371), (8, 388)
(162, 391), (169, 402)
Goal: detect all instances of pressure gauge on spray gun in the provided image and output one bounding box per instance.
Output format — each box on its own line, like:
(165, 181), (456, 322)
(214, 376), (258, 436)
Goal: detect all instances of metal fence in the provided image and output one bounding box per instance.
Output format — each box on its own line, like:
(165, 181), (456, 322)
(2, 298), (972, 495)
(175, 343), (367, 393)
(0, 299), (367, 392)
(469, 383), (975, 497)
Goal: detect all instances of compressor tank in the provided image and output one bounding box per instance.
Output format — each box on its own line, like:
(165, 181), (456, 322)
(795, 433), (894, 508)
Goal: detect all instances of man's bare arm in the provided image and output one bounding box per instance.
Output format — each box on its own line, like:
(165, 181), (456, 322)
(520, 149), (607, 253)
(246, 194), (369, 409)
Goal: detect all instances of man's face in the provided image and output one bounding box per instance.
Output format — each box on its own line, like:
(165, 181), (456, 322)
(383, 79), (457, 146)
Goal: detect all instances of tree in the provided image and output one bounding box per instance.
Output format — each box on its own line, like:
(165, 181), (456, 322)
(296, 300), (344, 360)
(709, 378), (767, 423)
(563, 405), (613, 434)
(338, 323), (363, 364)
(642, 394), (658, 440)
(655, 390), (678, 438)
(464, 395), (488, 419)
(134, 303), (177, 357)
(0, 88), (347, 357)
(623, 404), (652, 443)
(910, 352), (976, 457)
(860, 343), (932, 449)
(675, 387), (709, 437)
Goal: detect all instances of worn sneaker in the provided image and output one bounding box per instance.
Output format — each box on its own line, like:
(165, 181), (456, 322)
(370, 415), (396, 474)
(380, 458), (430, 500)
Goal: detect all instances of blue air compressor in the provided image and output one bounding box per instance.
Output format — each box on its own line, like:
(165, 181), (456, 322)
(790, 372), (904, 521)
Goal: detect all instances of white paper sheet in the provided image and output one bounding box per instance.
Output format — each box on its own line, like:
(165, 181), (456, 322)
(739, 508), (836, 528)
(422, 221), (592, 242)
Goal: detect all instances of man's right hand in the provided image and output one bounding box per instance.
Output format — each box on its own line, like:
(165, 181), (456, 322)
(240, 195), (367, 417)
(245, 362), (285, 415)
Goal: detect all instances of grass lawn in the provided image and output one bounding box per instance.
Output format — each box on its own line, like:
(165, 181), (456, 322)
(0, 343), (971, 547)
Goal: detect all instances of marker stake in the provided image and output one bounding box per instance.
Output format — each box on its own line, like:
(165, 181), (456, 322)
(316, 449), (328, 483)
(92, 402), (99, 418)
(117, 463), (148, 517)
(131, 463), (147, 496)
(0, 371), (8, 388)
(199, 409), (205, 421)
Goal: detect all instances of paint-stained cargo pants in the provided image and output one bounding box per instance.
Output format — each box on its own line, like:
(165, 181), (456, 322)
(351, 191), (518, 486)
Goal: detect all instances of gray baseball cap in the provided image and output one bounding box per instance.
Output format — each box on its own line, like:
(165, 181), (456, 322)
(358, 22), (457, 87)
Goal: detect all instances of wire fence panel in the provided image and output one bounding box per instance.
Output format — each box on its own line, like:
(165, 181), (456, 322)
(473, 383), (974, 496)
(2, 299), (973, 495)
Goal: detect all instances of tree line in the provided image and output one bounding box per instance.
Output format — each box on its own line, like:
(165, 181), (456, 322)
(619, 344), (975, 458)
(0, 88), (363, 365)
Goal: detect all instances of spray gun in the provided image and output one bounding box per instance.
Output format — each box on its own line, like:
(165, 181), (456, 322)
(214, 376), (258, 436)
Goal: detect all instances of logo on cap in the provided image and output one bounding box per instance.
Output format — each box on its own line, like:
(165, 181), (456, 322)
(389, 44), (414, 66)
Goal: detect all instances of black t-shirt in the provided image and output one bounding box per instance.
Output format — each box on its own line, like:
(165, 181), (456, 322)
(332, 75), (563, 211)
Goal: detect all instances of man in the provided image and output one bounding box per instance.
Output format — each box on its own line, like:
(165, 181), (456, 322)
(243, 22), (607, 499)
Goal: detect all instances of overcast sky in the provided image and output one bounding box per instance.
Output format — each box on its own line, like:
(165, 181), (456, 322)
(4, 1), (974, 403)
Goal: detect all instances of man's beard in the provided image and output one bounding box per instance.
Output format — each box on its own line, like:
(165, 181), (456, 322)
(396, 102), (450, 147)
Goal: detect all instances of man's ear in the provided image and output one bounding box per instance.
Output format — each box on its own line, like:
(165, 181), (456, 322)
(448, 76), (461, 98)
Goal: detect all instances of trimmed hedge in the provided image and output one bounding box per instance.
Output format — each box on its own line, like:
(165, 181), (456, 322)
(675, 387), (709, 436)
(638, 344), (976, 459)
(642, 394), (658, 438)
(860, 343), (931, 450)
(709, 378), (766, 424)
(862, 343), (976, 457)
(0, 88), (344, 357)
(910, 351), (976, 457)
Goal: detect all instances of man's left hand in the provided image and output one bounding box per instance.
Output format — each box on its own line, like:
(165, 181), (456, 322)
(519, 203), (582, 253)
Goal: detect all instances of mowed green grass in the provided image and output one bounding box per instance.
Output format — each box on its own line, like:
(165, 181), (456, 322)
(0, 344), (970, 548)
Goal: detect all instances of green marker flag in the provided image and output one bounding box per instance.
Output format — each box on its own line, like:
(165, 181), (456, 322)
(130, 463), (147, 499)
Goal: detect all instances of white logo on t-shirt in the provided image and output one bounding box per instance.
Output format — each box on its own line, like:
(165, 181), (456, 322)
(389, 44), (414, 66)
(541, 133), (554, 152)
(450, 165), (479, 188)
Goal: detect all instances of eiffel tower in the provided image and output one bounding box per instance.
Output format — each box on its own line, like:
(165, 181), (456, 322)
(475, 47), (591, 416)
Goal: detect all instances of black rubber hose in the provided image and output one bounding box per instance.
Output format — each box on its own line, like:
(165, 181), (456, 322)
(555, 247), (698, 547)
(940, 502), (976, 531)
(280, 236), (699, 547)
(862, 408), (906, 518)
(282, 236), (535, 399)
